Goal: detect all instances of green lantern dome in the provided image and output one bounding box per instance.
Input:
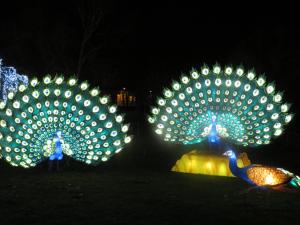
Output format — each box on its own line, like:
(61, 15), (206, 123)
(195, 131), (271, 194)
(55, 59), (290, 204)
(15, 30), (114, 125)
(149, 65), (293, 147)
(0, 75), (132, 168)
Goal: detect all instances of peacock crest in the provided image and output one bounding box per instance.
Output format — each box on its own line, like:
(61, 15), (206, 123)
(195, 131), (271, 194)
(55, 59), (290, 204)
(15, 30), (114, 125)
(148, 65), (293, 147)
(0, 75), (132, 168)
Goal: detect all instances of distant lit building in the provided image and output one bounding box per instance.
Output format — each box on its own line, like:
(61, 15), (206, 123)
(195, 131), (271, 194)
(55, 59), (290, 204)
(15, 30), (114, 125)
(116, 88), (136, 107)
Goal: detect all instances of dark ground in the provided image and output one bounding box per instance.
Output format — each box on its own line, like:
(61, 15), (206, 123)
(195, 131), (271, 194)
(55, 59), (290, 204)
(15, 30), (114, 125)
(1, 130), (300, 225)
(1, 167), (300, 225)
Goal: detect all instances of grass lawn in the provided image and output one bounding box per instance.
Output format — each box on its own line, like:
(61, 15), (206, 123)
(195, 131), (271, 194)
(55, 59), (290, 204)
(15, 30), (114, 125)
(1, 166), (300, 225)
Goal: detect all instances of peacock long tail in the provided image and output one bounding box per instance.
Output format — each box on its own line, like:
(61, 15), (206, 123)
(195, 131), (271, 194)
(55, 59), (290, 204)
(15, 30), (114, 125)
(149, 65), (293, 147)
(0, 75), (132, 168)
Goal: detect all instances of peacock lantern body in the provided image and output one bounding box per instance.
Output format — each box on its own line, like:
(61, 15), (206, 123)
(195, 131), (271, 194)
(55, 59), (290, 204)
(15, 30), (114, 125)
(149, 65), (293, 177)
(224, 150), (300, 189)
(0, 75), (132, 168)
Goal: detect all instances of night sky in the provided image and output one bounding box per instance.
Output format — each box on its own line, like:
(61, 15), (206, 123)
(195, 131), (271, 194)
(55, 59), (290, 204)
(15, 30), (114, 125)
(1, 2), (299, 134)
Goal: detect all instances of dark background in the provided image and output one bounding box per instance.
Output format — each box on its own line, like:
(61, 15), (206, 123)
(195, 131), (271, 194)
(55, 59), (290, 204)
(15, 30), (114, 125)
(0, 1), (300, 170)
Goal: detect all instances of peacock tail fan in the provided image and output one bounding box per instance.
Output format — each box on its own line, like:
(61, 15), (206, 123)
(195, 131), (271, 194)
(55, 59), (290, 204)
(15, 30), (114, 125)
(0, 75), (132, 168)
(148, 65), (293, 147)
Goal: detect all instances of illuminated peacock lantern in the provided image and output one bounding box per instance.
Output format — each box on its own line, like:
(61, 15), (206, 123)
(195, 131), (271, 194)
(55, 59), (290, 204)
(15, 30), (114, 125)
(0, 75), (132, 168)
(149, 65), (294, 177)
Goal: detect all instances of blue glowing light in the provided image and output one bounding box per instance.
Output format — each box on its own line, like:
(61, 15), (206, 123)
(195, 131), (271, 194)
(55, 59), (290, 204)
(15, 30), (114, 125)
(0, 58), (28, 103)
(49, 131), (64, 161)
(208, 115), (219, 143)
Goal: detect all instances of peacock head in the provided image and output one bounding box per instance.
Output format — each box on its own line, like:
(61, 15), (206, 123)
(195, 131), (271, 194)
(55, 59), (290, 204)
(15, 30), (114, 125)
(223, 150), (236, 159)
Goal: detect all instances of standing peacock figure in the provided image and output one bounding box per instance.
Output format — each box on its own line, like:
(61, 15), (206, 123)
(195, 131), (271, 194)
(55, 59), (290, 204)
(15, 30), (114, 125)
(149, 64), (293, 147)
(224, 150), (300, 189)
(0, 75), (132, 168)
(149, 65), (293, 177)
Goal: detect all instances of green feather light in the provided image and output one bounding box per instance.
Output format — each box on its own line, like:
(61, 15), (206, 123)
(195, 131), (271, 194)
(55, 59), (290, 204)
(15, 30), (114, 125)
(0, 75), (132, 168)
(149, 65), (293, 147)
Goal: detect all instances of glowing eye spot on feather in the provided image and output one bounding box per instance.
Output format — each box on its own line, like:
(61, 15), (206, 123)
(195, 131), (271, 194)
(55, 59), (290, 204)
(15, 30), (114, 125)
(236, 68), (244, 76)
(285, 115), (292, 123)
(18, 84), (26, 92)
(266, 85), (274, 94)
(158, 98), (166, 106)
(105, 122), (113, 128)
(124, 136), (132, 143)
(101, 157), (108, 161)
(244, 84), (251, 91)
(257, 77), (265, 86)
(274, 129), (282, 136)
(253, 89), (259, 96)
(148, 116), (155, 123)
(43, 76), (51, 84)
(247, 72), (255, 80)
(157, 123), (164, 129)
(54, 89), (61, 96)
(181, 76), (189, 84)
(225, 80), (232, 87)
(80, 82), (89, 90)
(91, 106), (99, 113)
(68, 78), (77, 86)
(234, 80), (241, 88)
(164, 89), (173, 98)
(271, 113), (279, 120)
(205, 79), (211, 86)
(225, 67), (232, 75)
(215, 78), (221, 86)
(191, 71), (199, 79)
(108, 106), (116, 113)
(213, 66), (221, 74)
(31, 78), (38, 87)
(100, 96), (109, 104)
(155, 129), (162, 135)
(83, 100), (90, 107)
(122, 125), (129, 132)
(99, 114), (106, 120)
(90, 89), (99, 96)
(179, 93), (185, 100)
(32, 91), (39, 98)
(13, 101), (20, 109)
(260, 96), (267, 104)
(266, 103), (273, 111)
(113, 139), (121, 146)
(0, 101), (6, 109)
(55, 77), (63, 85)
(195, 82), (201, 89)
(166, 107), (172, 113)
(64, 90), (72, 98)
(8, 92), (14, 99)
(201, 68), (209, 75)
(281, 104), (288, 113)
(172, 82), (180, 90)
(274, 123), (281, 129)
(28, 107), (34, 113)
(6, 135), (12, 142)
(274, 94), (282, 103)
(74, 94), (82, 102)
(186, 87), (193, 94)
(161, 115), (168, 121)
(116, 115), (123, 123)
(152, 108), (159, 115)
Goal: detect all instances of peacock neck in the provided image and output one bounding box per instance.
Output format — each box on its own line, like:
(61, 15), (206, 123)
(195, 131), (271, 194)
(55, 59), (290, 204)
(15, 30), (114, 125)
(228, 154), (241, 177)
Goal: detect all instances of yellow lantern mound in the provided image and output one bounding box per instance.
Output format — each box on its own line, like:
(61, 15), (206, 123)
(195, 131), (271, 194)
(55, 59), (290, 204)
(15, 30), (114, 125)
(171, 150), (251, 177)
